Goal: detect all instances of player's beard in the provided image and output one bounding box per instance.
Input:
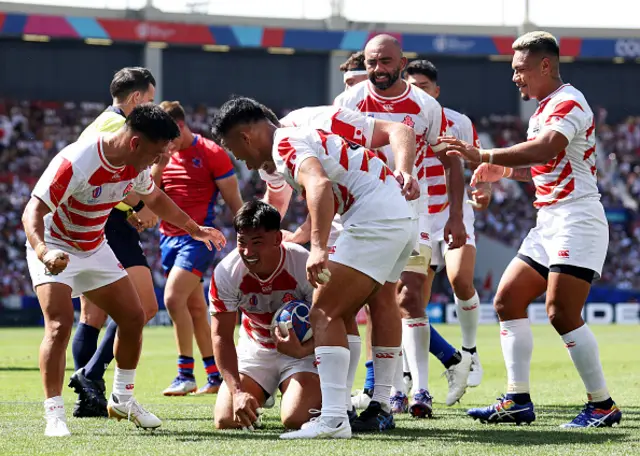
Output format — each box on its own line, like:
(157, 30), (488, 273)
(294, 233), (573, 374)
(369, 67), (401, 91)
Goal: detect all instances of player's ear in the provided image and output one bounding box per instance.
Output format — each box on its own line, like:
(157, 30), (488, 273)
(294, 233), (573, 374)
(129, 135), (140, 152)
(275, 229), (283, 246)
(435, 85), (441, 99)
(400, 56), (408, 71)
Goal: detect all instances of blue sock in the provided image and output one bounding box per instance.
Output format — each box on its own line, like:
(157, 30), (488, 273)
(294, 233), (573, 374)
(203, 356), (220, 381)
(72, 323), (100, 371)
(363, 360), (375, 392)
(429, 325), (457, 367)
(84, 320), (117, 381)
(506, 393), (532, 405)
(178, 356), (195, 378)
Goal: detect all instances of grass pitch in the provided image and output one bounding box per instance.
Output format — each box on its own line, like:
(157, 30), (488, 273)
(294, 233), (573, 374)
(0, 325), (638, 455)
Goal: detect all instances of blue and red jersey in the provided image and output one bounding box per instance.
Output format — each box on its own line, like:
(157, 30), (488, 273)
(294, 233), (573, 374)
(159, 135), (235, 237)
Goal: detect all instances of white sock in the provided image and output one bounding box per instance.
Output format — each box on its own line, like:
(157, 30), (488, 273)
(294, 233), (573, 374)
(44, 396), (65, 417)
(402, 346), (410, 374)
(346, 335), (362, 412)
(500, 319), (532, 394)
(316, 346), (350, 426)
(113, 367), (136, 403)
(455, 290), (480, 350)
(402, 317), (431, 393)
(391, 349), (407, 396)
(561, 324), (610, 403)
(372, 346), (401, 410)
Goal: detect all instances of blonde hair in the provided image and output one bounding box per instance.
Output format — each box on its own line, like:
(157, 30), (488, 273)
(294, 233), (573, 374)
(512, 31), (559, 57)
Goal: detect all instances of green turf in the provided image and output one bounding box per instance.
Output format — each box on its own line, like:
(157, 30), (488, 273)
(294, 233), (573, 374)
(0, 325), (638, 455)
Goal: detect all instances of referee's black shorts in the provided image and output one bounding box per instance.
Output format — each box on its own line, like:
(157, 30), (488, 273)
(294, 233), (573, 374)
(104, 209), (149, 269)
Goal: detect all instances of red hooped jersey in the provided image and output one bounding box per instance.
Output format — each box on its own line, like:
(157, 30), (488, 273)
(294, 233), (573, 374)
(334, 80), (448, 215)
(526, 84), (599, 208)
(31, 137), (155, 254)
(209, 242), (313, 349)
(159, 135), (235, 236)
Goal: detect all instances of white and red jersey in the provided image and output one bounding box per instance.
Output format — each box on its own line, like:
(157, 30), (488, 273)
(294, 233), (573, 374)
(209, 242), (313, 349)
(31, 137), (155, 255)
(426, 108), (481, 213)
(273, 127), (413, 226)
(527, 84), (599, 208)
(259, 105), (378, 194)
(334, 80), (448, 214)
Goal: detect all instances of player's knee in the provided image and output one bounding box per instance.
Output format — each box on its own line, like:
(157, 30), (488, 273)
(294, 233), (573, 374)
(451, 275), (474, 298)
(281, 413), (306, 430)
(214, 415), (238, 430)
(118, 306), (145, 333)
(164, 294), (182, 313)
(397, 286), (423, 317)
(310, 306), (334, 331)
(46, 318), (73, 344)
(493, 293), (509, 318)
(142, 302), (158, 322)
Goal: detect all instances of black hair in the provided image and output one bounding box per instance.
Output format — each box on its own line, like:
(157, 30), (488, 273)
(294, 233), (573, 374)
(405, 59), (438, 82)
(110, 67), (156, 100)
(125, 103), (180, 142)
(512, 31), (560, 58)
(233, 200), (281, 233)
(211, 97), (269, 142)
(339, 51), (365, 72)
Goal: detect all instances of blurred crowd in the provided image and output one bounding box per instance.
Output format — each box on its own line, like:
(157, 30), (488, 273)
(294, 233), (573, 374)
(1, 100), (640, 298)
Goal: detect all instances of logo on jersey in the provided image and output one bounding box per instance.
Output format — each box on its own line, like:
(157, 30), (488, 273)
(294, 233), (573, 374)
(282, 293), (296, 303)
(420, 232), (430, 241)
(249, 295), (257, 307)
(261, 284), (273, 294)
(375, 352), (395, 359)
(383, 104), (394, 112)
(92, 186), (102, 198)
(558, 249), (570, 259)
(117, 263), (124, 270)
(122, 182), (134, 197)
(192, 157), (203, 168)
(565, 340), (576, 348)
(111, 172), (121, 182)
(402, 115), (415, 128)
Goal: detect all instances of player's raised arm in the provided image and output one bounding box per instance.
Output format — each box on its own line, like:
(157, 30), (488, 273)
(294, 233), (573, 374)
(138, 185), (226, 251)
(295, 156), (334, 288)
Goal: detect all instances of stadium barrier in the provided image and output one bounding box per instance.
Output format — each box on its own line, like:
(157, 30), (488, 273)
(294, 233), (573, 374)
(1, 293), (638, 327)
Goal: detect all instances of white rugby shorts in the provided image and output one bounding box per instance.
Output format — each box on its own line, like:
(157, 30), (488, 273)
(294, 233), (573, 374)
(430, 201), (476, 270)
(26, 241), (127, 298)
(237, 336), (317, 396)
(518, 197), (608, 279)
(329, 217), (416, 284)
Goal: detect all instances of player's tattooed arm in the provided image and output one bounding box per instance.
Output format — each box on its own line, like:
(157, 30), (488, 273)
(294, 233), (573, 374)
(507, 167), (533, 182)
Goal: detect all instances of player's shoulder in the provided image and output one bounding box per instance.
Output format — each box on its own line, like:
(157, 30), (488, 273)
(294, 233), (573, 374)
(214, 248), (245, 282)
(282, 242), (310, 260)
(199, 135), (226, 154)
(281, 106), (335, 127)
(444, 107), (472, 127)
(549, 84), (591, 111)
(274, 126), (317, 144)
(408, 84), (441, 111)
(334, 81), (368, 106)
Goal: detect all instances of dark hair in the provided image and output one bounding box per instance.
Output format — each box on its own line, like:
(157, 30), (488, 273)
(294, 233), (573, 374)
(512, 31), (560, 58)
(233, 200), (281, 233)
(110, 67), (156, 100)
(211, 97), (268, 142)
(160, 100), (186, 122)
(259, 103), (281, 126)
(339, 51), (365, 72)
(405, 59), (438, 82)
(126, 103), (180, 142)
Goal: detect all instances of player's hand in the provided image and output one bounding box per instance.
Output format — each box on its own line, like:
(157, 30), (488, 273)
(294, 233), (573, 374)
(395, 171), (420, 201)
(471, 163), (506, 186)
(444, 215), (467, 250)
(273, 327), (305, 359)
(438, 136), (481, 164)
(127, 206), (158, 232)
(232, 391), (260, 429)
(189, 226), (226, 251)
(467, 183), (492, 211)
(307, 246), (330, 288)
(40, 248), (70, 276)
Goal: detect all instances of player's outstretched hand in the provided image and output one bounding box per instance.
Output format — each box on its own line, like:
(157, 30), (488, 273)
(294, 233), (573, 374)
(467, 183), (492, 211)
(273, 328), (305, 359)
(471, 163), (506, 187)
(190, 226), (227, 251)
(232, 391), (260, 429)
(395, 171), (420, 201)
(444, 215), (467, 250)
(438, 136), (481, 164)
(41, 249), (70, 276)
(307, 247), (329, 288)
(127, 206), (158, 232)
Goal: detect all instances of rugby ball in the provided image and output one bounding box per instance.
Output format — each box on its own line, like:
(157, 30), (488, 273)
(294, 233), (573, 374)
(272, 300), (313, 343)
